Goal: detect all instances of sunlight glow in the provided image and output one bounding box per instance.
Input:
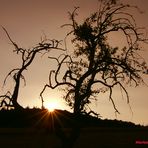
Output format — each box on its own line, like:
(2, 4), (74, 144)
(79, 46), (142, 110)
(42, 90), (71, 112)
(45, 101), (60, 112)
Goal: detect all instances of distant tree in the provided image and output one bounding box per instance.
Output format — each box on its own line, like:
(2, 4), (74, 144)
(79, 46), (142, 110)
(41, 0), (148, 116)
(0, 27), (64, 110)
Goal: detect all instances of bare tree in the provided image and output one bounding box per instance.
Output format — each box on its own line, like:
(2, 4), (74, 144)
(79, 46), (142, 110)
(0, 27), (64, 110)
(41, 0), (148, 116)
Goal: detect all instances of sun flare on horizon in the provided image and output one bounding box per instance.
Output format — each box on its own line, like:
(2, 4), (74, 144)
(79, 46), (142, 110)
(44, 99), (64, 112)
(42, 91), (71, 113)
(45, 102), (58, 112)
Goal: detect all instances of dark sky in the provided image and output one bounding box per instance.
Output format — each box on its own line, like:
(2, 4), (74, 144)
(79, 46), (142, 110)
(0, 0), (148, 125)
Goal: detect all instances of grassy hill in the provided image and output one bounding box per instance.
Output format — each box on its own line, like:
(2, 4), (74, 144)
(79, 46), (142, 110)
(0, 108), (146, 129)
(0, 108), (148, 147)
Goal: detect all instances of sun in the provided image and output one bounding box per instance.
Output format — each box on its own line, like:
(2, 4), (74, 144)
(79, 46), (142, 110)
(45, 101), (60, 112)
(43, 91), (70, 112)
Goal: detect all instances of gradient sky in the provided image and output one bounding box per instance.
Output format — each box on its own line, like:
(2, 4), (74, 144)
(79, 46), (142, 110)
(0, 0), (148, 125)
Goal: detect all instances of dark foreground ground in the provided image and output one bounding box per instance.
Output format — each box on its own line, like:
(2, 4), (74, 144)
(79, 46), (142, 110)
(0, 109), (148, 148)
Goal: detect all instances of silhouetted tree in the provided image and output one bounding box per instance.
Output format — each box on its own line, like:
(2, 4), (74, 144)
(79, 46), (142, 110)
(0, 27), (64, 110)
(41, 0), (148, 116)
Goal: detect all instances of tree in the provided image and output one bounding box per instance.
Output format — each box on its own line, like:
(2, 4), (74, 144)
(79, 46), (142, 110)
(41, 0), (148, 116)
(0, 27), (64, 110)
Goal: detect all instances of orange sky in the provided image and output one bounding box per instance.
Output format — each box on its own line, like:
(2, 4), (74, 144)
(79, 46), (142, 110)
(0, 0), (148, 125)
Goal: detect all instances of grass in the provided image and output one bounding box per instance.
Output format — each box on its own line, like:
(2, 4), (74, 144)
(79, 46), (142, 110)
(0, 108), (147, 147)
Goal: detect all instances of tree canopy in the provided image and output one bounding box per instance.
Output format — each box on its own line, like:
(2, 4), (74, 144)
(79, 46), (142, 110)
(41, 0), (148, 116)
(0, 27), (64, 110)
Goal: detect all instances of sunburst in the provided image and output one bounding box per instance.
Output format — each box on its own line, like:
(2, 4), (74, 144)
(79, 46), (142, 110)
(45, 101), (59, 112)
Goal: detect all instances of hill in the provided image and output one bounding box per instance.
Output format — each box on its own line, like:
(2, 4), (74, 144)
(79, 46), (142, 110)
(0, 108), (148, 147)
(0, 108), (146, 129)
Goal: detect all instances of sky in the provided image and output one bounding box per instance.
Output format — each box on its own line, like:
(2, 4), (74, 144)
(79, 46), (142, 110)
(0, 0), (148, 125)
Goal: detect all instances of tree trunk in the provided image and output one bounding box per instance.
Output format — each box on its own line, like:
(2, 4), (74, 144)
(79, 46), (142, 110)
(12, 100), (23, 110)
(74, 97), (81, 116)
(11, 72), (23, 110)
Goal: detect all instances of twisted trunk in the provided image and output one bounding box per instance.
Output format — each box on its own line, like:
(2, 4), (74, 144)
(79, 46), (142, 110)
(11, 72), (23, 110)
